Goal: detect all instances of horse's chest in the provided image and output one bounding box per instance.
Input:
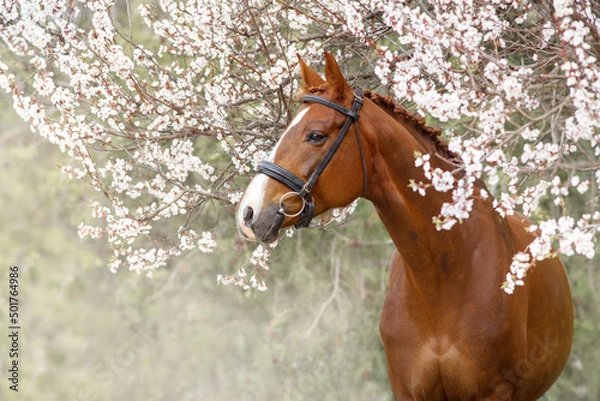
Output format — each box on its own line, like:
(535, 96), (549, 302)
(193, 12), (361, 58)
(379, 292), (504, 400)
(381, 322), (482, 400)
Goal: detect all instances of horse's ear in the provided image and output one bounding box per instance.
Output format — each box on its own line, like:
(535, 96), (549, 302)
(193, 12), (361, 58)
(298, 54), (325, 90)
(324, 52), (352, 99)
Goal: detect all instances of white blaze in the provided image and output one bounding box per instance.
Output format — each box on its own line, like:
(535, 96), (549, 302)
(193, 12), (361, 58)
(267, 107), (310, 161)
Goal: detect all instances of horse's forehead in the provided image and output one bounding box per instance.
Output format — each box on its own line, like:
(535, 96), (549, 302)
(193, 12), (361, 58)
(268, 106), (311, 161)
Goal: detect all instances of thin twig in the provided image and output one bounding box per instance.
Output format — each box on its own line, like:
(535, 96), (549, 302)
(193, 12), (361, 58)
(304, 250), (340, 339)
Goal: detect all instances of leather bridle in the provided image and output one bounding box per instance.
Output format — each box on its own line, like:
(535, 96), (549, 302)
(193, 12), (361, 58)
(257, 86), (368, 228)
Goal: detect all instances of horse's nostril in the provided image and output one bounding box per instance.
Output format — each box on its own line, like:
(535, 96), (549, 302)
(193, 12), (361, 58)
(243, 206), (254, 226)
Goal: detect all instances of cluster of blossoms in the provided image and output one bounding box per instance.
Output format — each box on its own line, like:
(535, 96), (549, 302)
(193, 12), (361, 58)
(1, 0), (599, 291)
(0, 0), (326, 282)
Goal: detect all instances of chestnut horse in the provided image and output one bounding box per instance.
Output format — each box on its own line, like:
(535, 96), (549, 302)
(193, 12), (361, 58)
(235, 53), (573, 401)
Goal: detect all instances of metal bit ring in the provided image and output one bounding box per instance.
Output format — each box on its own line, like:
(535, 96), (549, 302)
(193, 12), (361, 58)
(277, 192), (307, 218)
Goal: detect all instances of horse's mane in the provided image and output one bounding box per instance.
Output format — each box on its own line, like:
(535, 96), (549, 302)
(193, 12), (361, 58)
(363, 90), (460, 163)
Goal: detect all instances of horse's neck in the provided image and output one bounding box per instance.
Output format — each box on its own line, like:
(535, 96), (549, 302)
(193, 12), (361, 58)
(363, 102), (493, 288)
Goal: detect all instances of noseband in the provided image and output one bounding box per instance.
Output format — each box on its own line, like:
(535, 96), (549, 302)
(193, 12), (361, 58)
(257, 86), (367, 228)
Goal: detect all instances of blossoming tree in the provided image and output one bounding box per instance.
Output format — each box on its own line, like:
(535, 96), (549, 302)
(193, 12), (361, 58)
(1, 0), (599, 292)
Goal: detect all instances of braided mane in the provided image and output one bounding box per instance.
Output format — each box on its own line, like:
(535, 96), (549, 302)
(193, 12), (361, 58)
(363, 90), (460, 163)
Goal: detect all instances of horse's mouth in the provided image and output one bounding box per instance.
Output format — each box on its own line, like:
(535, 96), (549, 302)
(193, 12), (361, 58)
(256, 211), (284, 244)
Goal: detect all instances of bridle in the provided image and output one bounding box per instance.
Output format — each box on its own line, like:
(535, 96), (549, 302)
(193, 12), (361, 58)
(257, 86), (368, 228)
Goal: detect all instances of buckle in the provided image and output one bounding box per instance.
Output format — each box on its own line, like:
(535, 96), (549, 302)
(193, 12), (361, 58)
(352, 86), (364, 105)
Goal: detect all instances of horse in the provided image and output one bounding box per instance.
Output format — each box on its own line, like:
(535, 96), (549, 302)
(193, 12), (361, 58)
(235, 52), (573, 401)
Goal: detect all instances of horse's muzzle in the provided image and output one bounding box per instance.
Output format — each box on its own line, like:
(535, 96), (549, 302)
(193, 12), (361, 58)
(236, 203), (284, 244)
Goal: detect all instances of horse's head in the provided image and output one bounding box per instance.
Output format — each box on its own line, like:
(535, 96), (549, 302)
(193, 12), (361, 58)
(236, 53), (371, 243)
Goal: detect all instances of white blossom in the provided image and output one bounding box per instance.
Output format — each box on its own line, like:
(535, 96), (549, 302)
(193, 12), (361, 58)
(1, 0), (599, 290)
(198, 232), (217, 253)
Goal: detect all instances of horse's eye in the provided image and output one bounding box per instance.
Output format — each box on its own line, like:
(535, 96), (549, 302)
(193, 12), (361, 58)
(306, 131), (327, 145)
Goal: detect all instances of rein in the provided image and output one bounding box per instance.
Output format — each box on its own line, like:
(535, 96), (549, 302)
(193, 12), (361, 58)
(257, 86), (367, 228)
